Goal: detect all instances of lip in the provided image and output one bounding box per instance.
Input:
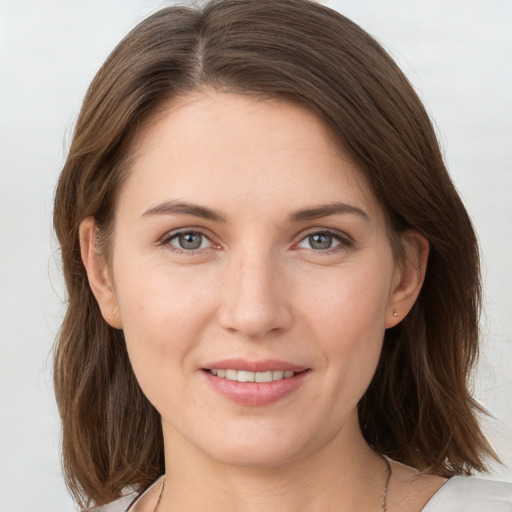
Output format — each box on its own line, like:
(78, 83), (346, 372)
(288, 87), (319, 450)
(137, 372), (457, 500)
(202, 359), (311, 406)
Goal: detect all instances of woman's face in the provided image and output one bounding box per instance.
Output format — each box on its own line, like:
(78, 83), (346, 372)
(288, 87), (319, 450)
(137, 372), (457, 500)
(96, 91), (410, 467)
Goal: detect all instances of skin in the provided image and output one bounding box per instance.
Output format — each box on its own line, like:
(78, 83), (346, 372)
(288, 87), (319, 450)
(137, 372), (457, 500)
(80, 91), (443, 511)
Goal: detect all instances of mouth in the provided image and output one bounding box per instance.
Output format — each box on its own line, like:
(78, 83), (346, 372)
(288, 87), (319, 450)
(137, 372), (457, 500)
(207, 369), (300, 383)
(202, 360), (310, 405)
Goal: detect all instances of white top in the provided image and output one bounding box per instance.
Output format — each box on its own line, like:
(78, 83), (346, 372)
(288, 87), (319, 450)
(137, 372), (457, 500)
(421, 476), (512, 511)
(89, 476), (512, 511)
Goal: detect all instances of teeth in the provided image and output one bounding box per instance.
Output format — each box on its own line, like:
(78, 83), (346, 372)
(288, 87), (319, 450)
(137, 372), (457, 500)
(210, 369), (297, 382)
(225, 369), (238, 380)
(238, 370), (255, 383)
(255, 371), (272, 383)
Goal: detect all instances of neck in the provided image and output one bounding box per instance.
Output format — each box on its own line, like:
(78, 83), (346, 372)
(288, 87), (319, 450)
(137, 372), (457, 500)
(158, 414), (389, 512)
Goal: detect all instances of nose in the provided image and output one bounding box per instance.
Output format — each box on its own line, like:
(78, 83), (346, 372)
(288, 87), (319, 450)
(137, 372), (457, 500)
(218, 250), (293, 339)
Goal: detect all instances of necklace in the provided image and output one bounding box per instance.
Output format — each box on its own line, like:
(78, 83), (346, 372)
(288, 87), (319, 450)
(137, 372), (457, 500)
(153, 457), (392, 512)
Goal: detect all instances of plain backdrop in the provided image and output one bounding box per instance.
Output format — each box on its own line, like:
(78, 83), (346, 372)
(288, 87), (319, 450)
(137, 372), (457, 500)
(1, 1), (511, 510)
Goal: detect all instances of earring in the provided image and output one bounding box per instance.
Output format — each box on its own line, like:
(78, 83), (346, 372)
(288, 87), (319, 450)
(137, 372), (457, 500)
(393, 311), (398, 317)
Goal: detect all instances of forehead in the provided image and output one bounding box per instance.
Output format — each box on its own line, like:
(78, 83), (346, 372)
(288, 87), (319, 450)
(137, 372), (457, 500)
(120, 90), (380, 221)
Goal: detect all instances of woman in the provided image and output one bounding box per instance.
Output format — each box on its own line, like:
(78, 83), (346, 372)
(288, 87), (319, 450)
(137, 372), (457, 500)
(53, 1), (512, 510)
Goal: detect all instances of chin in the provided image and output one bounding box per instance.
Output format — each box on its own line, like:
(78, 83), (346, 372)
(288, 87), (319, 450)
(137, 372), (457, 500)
(206, 441), (304, 469)
(195, 421), (327, 470)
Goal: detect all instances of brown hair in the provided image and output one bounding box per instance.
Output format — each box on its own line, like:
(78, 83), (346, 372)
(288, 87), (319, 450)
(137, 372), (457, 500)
(53, 0), (497, 507)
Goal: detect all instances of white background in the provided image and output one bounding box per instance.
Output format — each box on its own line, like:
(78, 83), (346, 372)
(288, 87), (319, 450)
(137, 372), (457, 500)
(1, 1), (511, 510)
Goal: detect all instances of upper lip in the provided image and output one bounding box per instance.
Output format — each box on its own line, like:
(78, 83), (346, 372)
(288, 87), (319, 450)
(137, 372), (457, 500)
(203, 358), (308, 373)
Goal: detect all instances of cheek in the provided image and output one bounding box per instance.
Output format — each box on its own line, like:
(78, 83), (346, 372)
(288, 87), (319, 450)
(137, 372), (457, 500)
(299, 257), (392, 395)
(301, 258), (392, 341)
(115, 256), (216, 331)
(112, 260), (220, 388)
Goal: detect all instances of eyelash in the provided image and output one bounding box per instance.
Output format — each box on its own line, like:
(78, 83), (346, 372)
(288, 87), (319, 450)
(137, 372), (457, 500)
(160, 228), (352, 255)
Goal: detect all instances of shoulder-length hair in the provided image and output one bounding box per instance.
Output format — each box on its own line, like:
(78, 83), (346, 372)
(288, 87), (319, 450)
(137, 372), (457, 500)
(53, 0), (496, 507)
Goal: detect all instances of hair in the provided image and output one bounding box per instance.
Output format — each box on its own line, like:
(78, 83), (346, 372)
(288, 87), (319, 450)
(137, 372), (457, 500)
(53, 0), (497, 507)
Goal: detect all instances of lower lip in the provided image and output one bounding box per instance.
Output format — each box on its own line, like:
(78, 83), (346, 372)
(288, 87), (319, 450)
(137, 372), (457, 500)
(204, 370), (310, 406)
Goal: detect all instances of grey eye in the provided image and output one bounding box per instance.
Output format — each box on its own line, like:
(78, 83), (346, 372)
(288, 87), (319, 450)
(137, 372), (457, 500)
(308, 233), (334, 250)
(297, 231), (343, 251)
(173, 232), (205, 250)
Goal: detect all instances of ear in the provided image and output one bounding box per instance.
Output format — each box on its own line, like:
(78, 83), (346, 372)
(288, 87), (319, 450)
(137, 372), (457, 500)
(386, 230), (429, 328)
(79, 217), (123, 329)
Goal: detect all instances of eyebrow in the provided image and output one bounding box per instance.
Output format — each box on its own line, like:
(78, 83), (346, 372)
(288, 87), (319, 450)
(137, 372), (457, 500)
(142, 200), (369, 223)
(142, 201), (226, 222)
(289, 202), (369, 223)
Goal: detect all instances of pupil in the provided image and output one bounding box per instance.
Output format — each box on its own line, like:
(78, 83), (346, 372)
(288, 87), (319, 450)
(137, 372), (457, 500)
(179, 232), (202, 250)
(310, 233), (332, 250)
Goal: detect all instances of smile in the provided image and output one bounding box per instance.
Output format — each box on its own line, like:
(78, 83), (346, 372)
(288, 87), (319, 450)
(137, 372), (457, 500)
(209, 369), (296, 382)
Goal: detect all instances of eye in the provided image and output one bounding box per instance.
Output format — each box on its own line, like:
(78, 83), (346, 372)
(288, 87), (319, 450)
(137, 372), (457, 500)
(296, 231), (345, 251)
(166, 231), (213, 251)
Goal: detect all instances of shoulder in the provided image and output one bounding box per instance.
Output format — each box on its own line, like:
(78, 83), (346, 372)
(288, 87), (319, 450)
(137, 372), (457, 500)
(422, 476), (512, 511)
